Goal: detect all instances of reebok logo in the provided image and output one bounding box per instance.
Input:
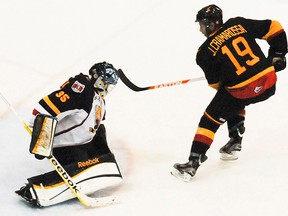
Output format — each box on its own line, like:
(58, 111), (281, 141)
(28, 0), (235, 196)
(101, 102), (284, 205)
(254, 86), (263, 94)
(78, 157), (100, 168)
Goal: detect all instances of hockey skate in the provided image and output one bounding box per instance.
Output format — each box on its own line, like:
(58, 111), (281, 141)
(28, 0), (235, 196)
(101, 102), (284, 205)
(219, 136), (242, 161)
(171, 154), (207, 182)
(15, 183), (40, 207)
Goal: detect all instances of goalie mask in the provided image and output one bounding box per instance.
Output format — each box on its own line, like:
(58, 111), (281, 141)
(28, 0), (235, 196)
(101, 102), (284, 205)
(89, 62), (119, 97)
(196, 4), (223, 37)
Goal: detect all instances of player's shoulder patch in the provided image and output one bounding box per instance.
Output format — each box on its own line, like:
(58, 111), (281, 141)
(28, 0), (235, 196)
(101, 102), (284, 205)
(71, 80), (85, 93)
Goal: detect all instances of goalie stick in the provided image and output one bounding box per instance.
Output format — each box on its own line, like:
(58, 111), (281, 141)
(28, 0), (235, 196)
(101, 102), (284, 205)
(118, 69), (205, 91)
(0, 92), (117, 208)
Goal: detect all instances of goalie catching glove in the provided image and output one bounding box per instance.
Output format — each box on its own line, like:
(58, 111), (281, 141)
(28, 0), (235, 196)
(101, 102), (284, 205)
(29, 114), (58, 158)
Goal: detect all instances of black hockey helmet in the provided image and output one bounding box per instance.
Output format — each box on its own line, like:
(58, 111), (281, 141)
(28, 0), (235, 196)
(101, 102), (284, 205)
(89, 62), (119, 97)
(196, 4), (223, 37)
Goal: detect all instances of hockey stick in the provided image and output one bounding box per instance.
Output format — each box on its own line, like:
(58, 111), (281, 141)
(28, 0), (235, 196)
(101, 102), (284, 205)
(118, 69), (205, 91)
(0, 92), (117, 207)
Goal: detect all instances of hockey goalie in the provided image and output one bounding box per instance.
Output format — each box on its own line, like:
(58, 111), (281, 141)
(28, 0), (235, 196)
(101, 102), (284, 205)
(15, 62), (123, 207)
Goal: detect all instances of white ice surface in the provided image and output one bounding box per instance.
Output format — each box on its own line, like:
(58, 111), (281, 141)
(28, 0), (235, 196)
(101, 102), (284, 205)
(1, 0), (288, 215)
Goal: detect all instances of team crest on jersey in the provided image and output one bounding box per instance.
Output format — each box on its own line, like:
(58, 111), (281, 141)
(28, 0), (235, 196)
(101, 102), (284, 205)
(71, 81), (85, 93)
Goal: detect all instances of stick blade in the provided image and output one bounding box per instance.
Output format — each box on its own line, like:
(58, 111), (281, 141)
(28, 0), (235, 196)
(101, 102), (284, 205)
(118, 69), (149, 92)
(83, 195), (119, 208)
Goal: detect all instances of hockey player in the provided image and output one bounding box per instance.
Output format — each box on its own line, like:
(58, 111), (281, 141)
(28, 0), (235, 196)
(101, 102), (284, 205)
(15, 62), (123, 207)
(171, 5), (287, 181)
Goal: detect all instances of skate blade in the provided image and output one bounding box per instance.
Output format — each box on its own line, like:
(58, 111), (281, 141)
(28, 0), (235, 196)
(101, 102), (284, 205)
(170, 167), (192, 182)
(220, 151), (239, 161)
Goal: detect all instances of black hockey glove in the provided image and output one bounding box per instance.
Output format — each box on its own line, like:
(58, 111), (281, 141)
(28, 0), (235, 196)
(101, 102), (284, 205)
(272, 56), (286, 72)
(268, 51), (287, 72)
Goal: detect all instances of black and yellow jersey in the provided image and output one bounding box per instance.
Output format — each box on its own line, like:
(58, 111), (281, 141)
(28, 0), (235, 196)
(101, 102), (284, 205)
(38, 73), (95, 116)
(30, 73), (106, 148)
(196, 17), (287, 89)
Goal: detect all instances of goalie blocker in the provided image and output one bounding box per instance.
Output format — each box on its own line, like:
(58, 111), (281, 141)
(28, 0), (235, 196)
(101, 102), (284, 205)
(29, 114), (57, 158)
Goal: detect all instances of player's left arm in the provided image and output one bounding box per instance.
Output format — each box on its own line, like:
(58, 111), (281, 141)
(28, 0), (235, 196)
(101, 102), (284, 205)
(263, 20), (288, 72)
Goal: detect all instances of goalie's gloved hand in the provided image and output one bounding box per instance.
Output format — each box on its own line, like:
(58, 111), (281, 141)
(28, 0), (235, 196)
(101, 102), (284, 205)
(35, 154), (45, 160)
(268, 51), (287, 72)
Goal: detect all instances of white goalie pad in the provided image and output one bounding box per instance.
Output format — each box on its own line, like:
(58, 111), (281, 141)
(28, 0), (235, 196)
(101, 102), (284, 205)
(32, 161), (122, 207)
(29, 114), (58, 157)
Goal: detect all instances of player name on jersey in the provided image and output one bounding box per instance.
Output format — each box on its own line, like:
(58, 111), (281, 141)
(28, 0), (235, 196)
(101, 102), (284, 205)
(208, 24), (247, 56)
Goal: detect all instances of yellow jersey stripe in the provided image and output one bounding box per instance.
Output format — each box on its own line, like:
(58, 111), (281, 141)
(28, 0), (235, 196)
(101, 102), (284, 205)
(262, 20), (284, 40)
(227, 66), (274, 89)
(43, 96), (61, 115)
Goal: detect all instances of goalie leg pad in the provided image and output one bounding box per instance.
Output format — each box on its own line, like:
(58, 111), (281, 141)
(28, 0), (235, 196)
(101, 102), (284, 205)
(16, 153), (122, 207)
(30, 114), (58, 157)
